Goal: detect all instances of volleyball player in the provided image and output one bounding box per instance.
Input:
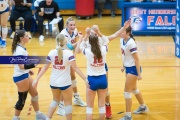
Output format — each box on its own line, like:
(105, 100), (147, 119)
(119, 26), (149, 120)
(32, 34), (88, 120)
(57, 17), (87, 116)
(12, 30), (46, 120)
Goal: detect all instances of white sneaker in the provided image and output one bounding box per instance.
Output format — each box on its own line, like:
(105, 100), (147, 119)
(57, 103), (65, 116)
(27, 32), (32, 39)
(133, 105), (149, 114)
(12, 116), (20, 120)
(10, 32), (15, 39)
(73, 95), (87, 107)
(39, 35), (44, 41)
(36, 112), (46, 120)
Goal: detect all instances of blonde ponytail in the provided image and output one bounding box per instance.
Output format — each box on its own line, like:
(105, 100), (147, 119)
(56, 34), (66, 62)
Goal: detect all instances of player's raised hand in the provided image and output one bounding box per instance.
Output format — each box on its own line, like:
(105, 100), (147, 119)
(124, 20), (131, 29)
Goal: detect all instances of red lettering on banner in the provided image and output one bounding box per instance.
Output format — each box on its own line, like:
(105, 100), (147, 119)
(148, 16), (155, 25)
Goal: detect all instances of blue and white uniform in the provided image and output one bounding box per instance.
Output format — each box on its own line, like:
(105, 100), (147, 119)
(86, 35), (109, 71)
(60, 28), (78, 50)
(46, 49), (75, 89)
(0, 0), (9, 14)
(13, 45), (29, 83)
(80, 38), (108, 91)
(120, 38), (140, 76)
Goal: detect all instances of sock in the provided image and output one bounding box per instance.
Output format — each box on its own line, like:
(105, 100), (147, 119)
(59, 101), (64, 105)
(140, 104), (146, 108)
(74, 93), (79, 97)
(13, 116), (20, 119)
(125, 112), (131, 117)
(105, 103), (110, 106)
(36, 110), (41, 115)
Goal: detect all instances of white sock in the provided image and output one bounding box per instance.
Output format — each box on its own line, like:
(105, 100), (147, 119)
(125, 112), (131, 117)
(105, 102), (110, 106)
(13, 116), (20, 119)
(140, 104), (146, 108)
(36, 110), (41, 115)
(74, 93), (79, 96)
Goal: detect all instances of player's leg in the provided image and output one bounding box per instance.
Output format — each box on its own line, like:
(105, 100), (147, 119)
(71, 66), (87, 107)
(28, 76), (46, 120)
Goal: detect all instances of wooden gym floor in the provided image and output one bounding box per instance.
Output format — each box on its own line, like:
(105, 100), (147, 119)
(0, 16), (180, 120)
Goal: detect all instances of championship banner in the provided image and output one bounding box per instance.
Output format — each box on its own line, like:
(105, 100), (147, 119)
(175, 0), (180, 58)
(125, 7), (176, 31)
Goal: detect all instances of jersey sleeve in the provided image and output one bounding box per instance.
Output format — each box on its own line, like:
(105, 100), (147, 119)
(46, 50), (52, 62)
(80, 41), (86, 54)
(68, 51), (75, 62)
(128, 40), (137, 54)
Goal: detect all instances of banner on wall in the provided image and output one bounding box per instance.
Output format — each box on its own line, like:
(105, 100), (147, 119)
(125, 8), (176, 31)
(175, 0), (180, 58)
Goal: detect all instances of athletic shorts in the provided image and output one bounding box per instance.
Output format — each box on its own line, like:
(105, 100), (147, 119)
(50, 84), (71, 90)
(13, 73), (29, 83)
(125, 66), (142, 76)
(88, 74), (107, 91)
(0, 7), (9, 14)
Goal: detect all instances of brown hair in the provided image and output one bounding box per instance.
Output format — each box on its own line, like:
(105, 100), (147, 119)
(56, 34), (66, 61)
(11, 30), (26, 54)
(89, 35), (102, 60)
(126, 26), (135, 41)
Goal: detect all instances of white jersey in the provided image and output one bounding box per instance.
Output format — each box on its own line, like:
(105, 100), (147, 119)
(47, 49), (75, 87)
(85, 35), (109, 63)
(80, 41), (107, 76)
(60, 28), (78, 48)
(120, 38), (137, 67)
(13, 45), (29, 77)
(0, 0), (9, 12)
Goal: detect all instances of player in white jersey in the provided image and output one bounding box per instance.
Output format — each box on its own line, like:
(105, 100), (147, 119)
(76, 21), (130, 119)
(32, 34), (88, 120)
(11, 30), (46, 120)
(57, 17), (87, 116)
(79, 29), (108, 120)
(0, 0), (10, 47)
(119, 26), (148, 120)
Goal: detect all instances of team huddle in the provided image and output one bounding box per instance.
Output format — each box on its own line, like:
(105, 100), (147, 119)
(11, 17), (149, 120)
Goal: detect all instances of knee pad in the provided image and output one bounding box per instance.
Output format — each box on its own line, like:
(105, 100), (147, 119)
(14, 91), (28, 110)
(31, 95), (39, 101)
(86, 107), (93, 114)
(132, 89), (140, 95)
(2, 27), (8, 34)
(99, 106), (105, 114)
(50, 100), (58, 108)
(106, 90), (110, 97)
(64, 105), (72, 115)
(71, 80), (77, 88)
(124, 92), (132, 99)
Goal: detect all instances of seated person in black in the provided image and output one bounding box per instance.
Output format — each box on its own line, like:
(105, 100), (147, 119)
(35, 0), (64, 41)
(10, 0), (32, 39)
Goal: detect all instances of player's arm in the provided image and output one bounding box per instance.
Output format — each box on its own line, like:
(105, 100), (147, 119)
(107, 20), (131, 41)
(132, 52), (142, 80)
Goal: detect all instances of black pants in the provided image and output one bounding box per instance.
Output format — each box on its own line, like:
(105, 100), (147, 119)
(35, 13), (64, 35)
(10, 9), (32, 32)
(97, 0), (118, 13)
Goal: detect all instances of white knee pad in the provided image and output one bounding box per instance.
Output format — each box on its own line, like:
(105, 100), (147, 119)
(31, 95), (39, 101)
(72, 80), (77, 87)
(86, 107), (93, 114)
(132, 89), (140, 95)
(124, 92), (132, 99)
(99, 106), (105, 114)
(106, 90), (110, 97)
(2, 27), (8, 34)
(50, 100), (58, 108)
(64, 105), (72, 115)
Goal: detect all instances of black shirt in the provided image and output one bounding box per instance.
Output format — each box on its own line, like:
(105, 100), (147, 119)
(14, 0), (32, 11)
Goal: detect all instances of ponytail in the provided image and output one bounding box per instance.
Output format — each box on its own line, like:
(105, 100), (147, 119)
(56, 34), (66, 62)
(11, 30), (26, 54)
(130, 33), (135, 41)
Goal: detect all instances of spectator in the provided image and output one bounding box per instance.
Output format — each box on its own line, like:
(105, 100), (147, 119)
(97, 0), (118, 18)
(35, 0), (64, 41)
(10, 0), (32, 39)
